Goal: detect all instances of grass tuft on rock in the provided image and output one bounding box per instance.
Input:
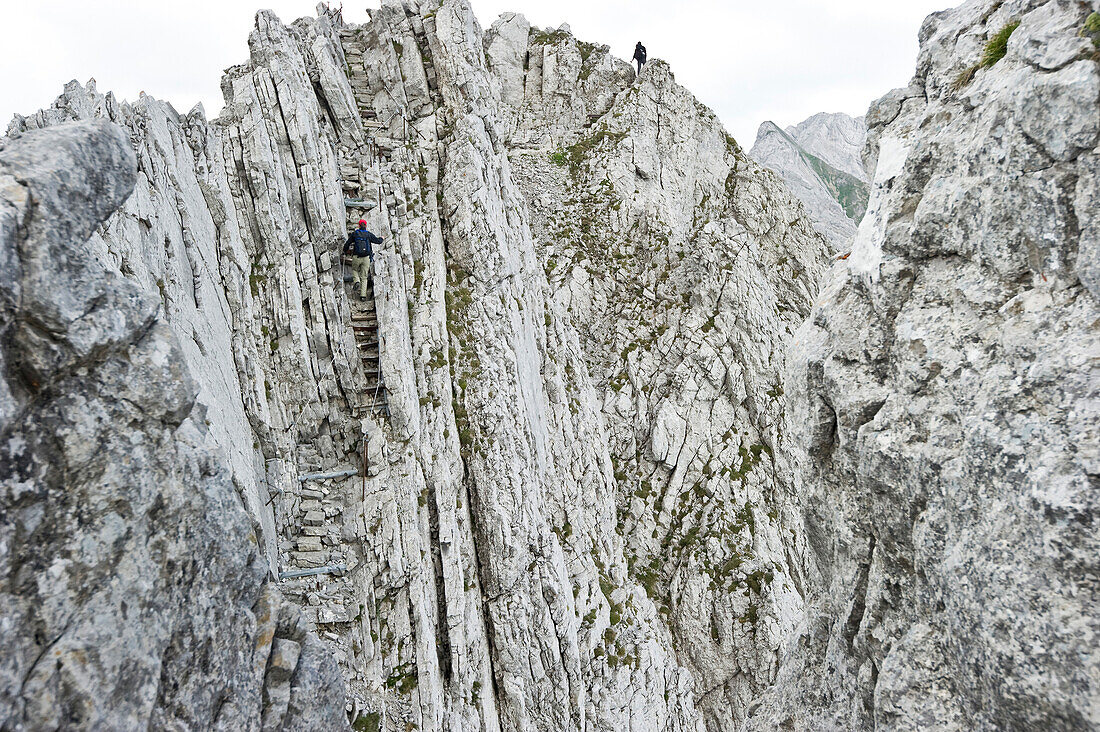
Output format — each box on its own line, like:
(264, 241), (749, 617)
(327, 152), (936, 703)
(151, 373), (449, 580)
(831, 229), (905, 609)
(351, 712), (381, 732)
(952, 20), (1020, 92)
(1084, 13), (1100, 49)
(980, 21), (1019, 68)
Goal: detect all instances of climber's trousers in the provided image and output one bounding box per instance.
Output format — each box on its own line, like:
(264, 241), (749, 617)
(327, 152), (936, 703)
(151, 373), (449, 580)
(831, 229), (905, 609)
(351, 256), (372, 298)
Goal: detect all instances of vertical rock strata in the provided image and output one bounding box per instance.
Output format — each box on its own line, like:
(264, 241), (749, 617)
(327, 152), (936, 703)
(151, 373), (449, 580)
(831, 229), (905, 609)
(4, 0), (1097, 729)
(754, 0), (1100, 729)
(7, 0), (778, 728)
(490, 24), (830, 730)
(0, 121), (347, 730)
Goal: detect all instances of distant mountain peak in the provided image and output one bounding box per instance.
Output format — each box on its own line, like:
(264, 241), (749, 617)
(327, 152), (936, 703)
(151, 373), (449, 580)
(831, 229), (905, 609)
(750, 112), (869, 246)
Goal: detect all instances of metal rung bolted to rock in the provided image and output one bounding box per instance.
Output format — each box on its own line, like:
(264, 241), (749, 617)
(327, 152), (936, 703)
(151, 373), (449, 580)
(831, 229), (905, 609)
(278, 564), (347, 580)
(298, 467), (359, 482)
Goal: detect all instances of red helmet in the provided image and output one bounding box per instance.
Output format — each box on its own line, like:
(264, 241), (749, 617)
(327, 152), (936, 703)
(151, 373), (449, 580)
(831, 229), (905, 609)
(358, 219), (367, 226)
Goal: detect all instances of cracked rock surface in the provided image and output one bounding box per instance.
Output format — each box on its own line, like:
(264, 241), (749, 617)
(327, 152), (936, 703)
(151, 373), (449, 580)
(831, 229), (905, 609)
(0, 120), (348, 730)
(3, 0), (1098, 729)
(751, 0), (1100, 729)
(496, 30), (829, 729)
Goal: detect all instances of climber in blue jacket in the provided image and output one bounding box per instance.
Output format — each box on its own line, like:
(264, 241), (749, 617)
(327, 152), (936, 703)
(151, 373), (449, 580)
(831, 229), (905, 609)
(344, 220), (383, 300)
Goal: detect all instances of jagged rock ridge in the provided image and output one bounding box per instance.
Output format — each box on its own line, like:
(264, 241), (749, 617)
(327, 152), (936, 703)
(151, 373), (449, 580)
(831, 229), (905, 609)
(488, 17), (829, 728)
(5, 0), (827, 728)
(4, 0), (830, 728)
(750, 112), (869, 247)
(3, 0), (1098, 730)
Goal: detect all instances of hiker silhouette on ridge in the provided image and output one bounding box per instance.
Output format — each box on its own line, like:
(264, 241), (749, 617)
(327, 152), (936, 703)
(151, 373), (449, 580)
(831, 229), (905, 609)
(633, 42), (647, 76)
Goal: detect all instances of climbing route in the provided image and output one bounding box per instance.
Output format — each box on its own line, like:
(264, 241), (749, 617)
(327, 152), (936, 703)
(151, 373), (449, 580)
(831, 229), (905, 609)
(348, 271), (386, 415)
(335, 26), (394, 417)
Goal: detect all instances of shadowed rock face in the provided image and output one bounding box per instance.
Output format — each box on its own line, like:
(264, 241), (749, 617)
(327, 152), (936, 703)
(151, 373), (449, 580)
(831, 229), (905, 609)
(0, 120), (348, 729)
(752, 0), (1100, 729)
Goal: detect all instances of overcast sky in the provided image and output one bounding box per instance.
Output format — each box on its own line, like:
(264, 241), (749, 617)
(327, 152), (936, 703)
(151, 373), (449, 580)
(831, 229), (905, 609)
(1, 0), (949, 145)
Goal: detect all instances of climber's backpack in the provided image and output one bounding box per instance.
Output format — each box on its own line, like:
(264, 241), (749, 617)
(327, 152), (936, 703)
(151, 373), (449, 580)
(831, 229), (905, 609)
(350, 230), (374, 257)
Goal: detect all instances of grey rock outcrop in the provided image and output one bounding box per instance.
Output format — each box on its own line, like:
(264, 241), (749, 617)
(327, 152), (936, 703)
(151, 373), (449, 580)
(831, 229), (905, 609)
(6, 0), (1098, 729)
(5, 1), (828, 727)
(786, 112), (868, 181)
(750, 0), (1100, 729)
(496, 27), (830, 728)
(750, 112), (869, 247)
(0, 120), (348, 730)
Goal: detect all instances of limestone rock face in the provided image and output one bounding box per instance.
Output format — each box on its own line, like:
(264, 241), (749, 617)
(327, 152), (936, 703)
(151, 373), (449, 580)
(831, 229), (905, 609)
(487, 17), (635, 147)
(495, 27), (830, 727)
(750, 0), (1100, 729)
(7, 6), (369, 576)
(750, 112), (869, 247)
(0, 120), (348, 730)
(4, 1), (828, 727)
(6, 0), (1097, 729)
(786, 112), (868, 181)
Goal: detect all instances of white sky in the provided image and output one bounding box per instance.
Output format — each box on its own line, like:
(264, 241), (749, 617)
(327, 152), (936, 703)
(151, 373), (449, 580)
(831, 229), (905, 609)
(0, 0), (949, 145)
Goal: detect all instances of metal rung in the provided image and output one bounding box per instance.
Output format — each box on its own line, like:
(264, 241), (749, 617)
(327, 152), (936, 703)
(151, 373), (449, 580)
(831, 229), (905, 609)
(279, 564), (347, 580)
(344, 198), (376, 208)
(298, 468), (359, 483)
